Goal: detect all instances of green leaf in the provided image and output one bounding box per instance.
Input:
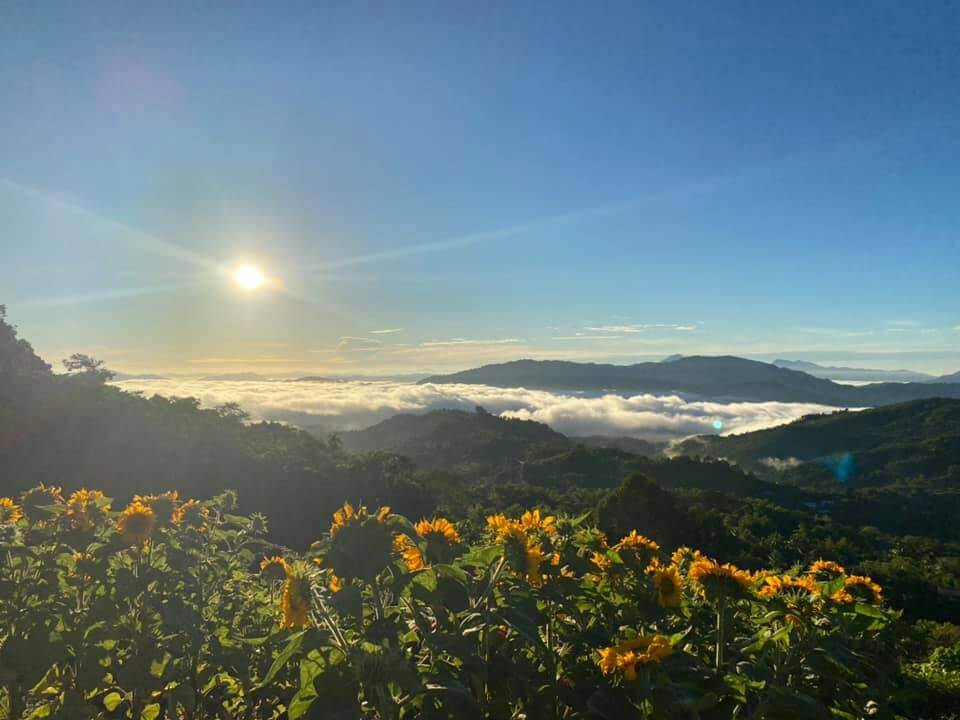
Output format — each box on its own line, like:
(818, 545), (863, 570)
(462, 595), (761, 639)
(103, 692), (123, 711)
(433, 563), (469, 584)
(496, 606), (547, 652)
(853, 602), (885, 619)
(461, 545), (502, 568)
(256, 629), (307, 689)
(412, 568), (438, 593)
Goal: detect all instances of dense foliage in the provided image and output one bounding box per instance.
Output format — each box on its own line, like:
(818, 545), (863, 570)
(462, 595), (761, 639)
(0, 485), (927, 719)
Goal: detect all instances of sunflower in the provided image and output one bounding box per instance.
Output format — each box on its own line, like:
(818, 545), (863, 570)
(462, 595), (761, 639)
(808, 559), (846, 580)
(325, 503), (395, 582)
(689, 558), (754, 600)
(518, 509), (558, 536)
(670, 545), (705, 567)
(758, 574), (820, 599)
(280, 564), (313, 629)
(330, 502), (391, 537)
(0, 497), (23, 524)
(832, 575), (883, 605)
(134, 491), (179, 526)
(73, 552), (98, 578)
(116, 501), (156, 544)
(20, 484), (64, 523)
(259, 556), (289, 582)
(591, 551), (614, 573)
(65, 489), (111, 531)
(526, 541), (545, 587)
(616, 530), (660, 554)
(415, 517), (460, 544)
(394, 534), (426, 571)
(543, 551), (576, 581)
(486, 514), (526, 543)
(487, 515), (546, 586)
(597, 634), (672, 680)
(615, 531), (661, 569)
(653, 564), (683, 608)
(671, 546), (704, 567)
(172, 499), (209, 529)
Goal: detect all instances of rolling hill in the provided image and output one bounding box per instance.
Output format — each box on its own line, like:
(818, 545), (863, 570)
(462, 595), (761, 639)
(338, 408), (570, 471)
(673, 397), (960, 488)
(419, 356), (960, 406)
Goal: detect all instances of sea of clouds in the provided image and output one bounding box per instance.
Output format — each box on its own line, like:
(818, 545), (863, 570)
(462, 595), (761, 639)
(112, 378), (840, 441)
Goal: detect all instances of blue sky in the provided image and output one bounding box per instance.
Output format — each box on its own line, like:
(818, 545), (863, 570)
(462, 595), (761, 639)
(2, 2), (959, 374)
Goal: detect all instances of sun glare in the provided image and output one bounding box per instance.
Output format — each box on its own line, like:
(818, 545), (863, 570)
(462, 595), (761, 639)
(234, 264), (265, 290)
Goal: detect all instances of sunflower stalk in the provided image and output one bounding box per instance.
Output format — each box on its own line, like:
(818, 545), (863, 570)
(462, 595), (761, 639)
(311, 586), (350, 654)
(715, 592), (726, 670)
(473, 555), (507, 611)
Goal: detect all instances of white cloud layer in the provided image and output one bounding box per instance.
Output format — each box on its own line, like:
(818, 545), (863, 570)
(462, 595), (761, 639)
(113, 378), (841, 441)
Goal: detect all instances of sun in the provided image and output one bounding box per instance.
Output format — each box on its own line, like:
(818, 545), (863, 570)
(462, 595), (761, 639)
(234, 264), (265, 290)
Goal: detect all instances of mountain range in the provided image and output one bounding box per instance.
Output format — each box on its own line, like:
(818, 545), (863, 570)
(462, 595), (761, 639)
(420, 356), (960, 406)
(771, 358), (934, 383)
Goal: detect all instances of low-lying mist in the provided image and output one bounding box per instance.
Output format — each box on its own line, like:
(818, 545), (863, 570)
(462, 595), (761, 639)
(112, 378), (841, 441)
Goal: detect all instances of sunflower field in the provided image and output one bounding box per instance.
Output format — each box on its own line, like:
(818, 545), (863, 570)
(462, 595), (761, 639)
(0, 485), (904, 719)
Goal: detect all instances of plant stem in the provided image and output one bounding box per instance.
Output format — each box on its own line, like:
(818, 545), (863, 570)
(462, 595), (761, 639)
(715, 593), (726, 670)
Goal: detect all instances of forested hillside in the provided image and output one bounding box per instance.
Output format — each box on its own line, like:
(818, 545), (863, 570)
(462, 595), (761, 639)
(675, 398), (960, 489)
(0, 307), (435, 548)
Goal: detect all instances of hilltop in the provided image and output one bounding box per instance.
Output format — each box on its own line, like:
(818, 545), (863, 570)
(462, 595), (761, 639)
(338, 408), (568, 472)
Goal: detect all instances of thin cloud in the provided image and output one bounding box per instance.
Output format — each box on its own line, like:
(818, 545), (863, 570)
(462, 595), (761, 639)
(419, 338), (522, 347)
(370, 328), (403, 335)
(336, 337), (384, 352)
(552, 335), (619, 341)
(584, 323), (701, 334)
(795, 327), (876, 338)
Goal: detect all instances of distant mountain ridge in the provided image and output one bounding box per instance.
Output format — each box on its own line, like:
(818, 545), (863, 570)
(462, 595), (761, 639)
(419, 356), (960, 406)
(772, 359), (933, 383)
(199, 372), (268, 381)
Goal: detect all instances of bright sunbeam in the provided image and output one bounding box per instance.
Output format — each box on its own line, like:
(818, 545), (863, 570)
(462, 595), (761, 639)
(0, 176), (218, 271)
(234, 264), (266, 290)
